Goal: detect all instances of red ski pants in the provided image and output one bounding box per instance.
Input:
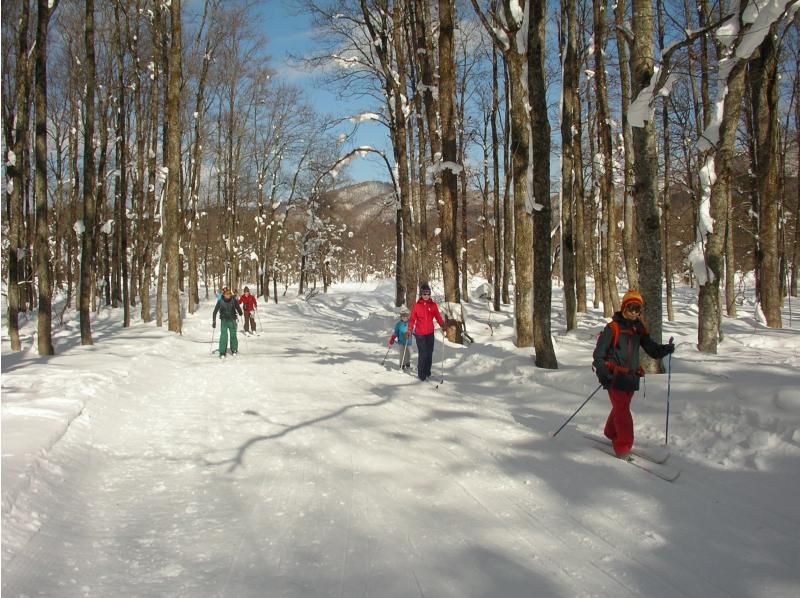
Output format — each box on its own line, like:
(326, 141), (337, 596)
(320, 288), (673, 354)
(604, 388), (635, 455)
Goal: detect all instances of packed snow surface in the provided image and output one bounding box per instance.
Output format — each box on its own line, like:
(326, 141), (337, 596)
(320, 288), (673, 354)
(2, 280), (799, 597)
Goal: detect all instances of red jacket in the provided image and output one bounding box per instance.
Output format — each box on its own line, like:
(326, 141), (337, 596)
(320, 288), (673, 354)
(238, 293), (257, 313)
(408, 297), (444, 336)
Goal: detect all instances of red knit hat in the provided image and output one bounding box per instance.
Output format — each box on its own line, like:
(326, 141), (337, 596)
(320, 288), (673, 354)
(621, 289), (643, 311)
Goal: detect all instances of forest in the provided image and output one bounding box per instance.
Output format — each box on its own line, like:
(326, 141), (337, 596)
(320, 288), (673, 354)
(2, 0), (799, 365)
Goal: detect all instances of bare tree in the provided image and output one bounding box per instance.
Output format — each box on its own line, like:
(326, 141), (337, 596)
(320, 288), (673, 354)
(437, 0), (462, 338)
(630, 0), (666, 370)
(164, 0), (182, 333)
(33, 0), (61, 354)
(748, 25), (783, 327)
(471, 0), (534, 348)
(615, 0), (638, 291)
(592, 0), (619, 315)
(559, 0), (578, 331)
(528, 0), (557, 368)
(2, 0), (32, 352)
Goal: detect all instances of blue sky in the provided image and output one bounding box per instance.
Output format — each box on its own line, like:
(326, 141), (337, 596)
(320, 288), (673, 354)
(259, 5), (392, 183)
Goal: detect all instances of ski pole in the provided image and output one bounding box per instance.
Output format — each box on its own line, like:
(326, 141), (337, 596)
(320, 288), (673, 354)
(210, 325), (217, 354)
(400, 340), (409, 370)
(255, 308), (263, 333)
(438, 328), (446, 385)
(551, 384), (603, 437)
(665, 337), (673, 445)
(381, 343), (392, 366)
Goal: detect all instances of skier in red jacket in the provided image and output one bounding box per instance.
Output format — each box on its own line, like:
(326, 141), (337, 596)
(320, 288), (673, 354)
(406, 283), (445, 381)
(238, 287), (258, 334)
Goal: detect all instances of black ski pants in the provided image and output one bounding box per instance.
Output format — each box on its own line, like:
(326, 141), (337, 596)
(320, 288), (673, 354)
(415, 333), (435, 380)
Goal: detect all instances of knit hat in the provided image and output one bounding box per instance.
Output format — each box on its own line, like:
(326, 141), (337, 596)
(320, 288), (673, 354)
(420, 283), (431, 294)
(400, 307), (410, 317)
(620, 289), (643, 311)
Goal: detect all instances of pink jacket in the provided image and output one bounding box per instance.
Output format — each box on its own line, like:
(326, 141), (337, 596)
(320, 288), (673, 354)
(408, 297), (444, 336)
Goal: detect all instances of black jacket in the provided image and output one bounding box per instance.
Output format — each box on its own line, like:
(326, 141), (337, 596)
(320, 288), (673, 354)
(592, 312), (671, 391)
(213, 296), (243, 322)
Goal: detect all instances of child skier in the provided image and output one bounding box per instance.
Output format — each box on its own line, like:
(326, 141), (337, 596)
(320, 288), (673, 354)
(212, 287), (243, 357)
(592, 289), (675, 458)
(238, 286), (258, 334)
(388, 307), (413, 370)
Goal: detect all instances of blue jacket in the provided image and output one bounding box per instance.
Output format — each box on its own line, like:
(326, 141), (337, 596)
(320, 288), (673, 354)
(392, 320), (413, 346)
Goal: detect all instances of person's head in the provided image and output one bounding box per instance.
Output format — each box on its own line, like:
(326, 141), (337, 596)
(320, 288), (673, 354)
(400, 307), (409, 321)
(419, 283), (431, 300)
(620, 289), (643, 320)
(243, 286), (250, 295)
(222, 286), (232, 299)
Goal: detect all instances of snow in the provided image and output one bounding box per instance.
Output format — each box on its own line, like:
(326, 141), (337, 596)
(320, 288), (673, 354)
(349, 112), (382, 124)
(2, 280), (800, 597)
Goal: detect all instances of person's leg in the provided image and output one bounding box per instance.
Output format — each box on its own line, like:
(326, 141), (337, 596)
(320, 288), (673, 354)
(243, 312), (250, 333)
(414, 336), (426, 379)
(418, 334), (434, 379)
(250, 313), (256, 332)
(218, 320), (229, 355)
(403, 343), (412, 367)
(396, 344), (406, 368)
(230, 321), (239, 353)
(607, 388), (635, 455)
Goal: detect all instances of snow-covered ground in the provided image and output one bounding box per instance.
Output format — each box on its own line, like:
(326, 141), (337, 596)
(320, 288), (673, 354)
(2, 279), (799, 597)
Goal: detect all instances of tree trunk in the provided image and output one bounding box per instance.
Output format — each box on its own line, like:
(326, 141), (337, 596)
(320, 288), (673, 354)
(573, 72), (588, 313)
(438, 0), (462, 336)
(793, 65), (800, 297)
(491, 46), (502, 312)
(165, 0), (182, 333)
(529, 0), (557, 368)
(656, 0), (673, 323)
(592, 0), (619, 314)
(560, 0), (578, 331)
(615, 0), (638, 291)
(631, 0), (665, 371)
(697, 62), (747, 353)
(391, 2), (418, 309)
(79, 0), (96, 347)
(4, 0), (32, 352)
(750, 27), (782, 327)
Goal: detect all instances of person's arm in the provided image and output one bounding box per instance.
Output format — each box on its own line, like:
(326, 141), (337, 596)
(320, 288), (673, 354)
(434, 303), (445, 328)
(641, 331), (674, 359)
(406, 307), (417, 336)
(592, 326), (613, 386)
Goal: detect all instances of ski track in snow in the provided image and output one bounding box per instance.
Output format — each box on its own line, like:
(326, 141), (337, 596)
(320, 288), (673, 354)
(2, 283), (800, 597)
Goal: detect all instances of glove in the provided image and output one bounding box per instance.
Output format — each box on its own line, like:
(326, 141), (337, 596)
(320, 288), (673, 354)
(405, 330), (411, 339)
(389, 335), (396, 345)
(212, 321), (216, 328)
(665, 343), (675, 355)
(599, 374), (612, 389)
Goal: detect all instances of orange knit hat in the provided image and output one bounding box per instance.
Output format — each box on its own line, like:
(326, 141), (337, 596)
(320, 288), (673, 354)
(620, 289), (643, 311)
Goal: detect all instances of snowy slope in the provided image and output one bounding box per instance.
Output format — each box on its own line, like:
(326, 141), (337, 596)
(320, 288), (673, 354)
(2, 280), (799, 597)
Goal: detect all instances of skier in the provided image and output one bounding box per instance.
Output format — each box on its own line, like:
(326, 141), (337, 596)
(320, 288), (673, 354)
(388, 307), (413, 370)
(592, 289), (675, 458)
(238, 286), (258, 335)
(406, 283), (445, 381)
(212, 287), (243, 357)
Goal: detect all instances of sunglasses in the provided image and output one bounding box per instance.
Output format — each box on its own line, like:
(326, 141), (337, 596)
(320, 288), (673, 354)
(624, 304), (642, 314)
(421, 292), (431, 296)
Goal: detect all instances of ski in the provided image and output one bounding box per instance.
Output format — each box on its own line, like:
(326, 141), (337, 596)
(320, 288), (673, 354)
(582, 432), (670, 464)
(591, 442), (680, 482)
